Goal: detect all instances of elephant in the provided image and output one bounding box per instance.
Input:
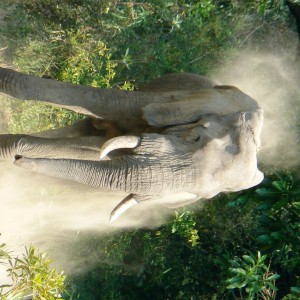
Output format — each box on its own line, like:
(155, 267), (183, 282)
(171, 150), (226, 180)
(0, 68), (263, 222)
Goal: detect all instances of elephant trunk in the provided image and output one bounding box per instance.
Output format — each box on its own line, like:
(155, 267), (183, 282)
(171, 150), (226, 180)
(14, 155), (193, 195)
(15, 157), (160, 194)
(0, 134), (107, 161)
(0, 135), (25, 160)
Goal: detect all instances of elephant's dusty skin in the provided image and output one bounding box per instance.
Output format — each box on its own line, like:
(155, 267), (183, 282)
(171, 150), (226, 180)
(0, 68), (263, 221)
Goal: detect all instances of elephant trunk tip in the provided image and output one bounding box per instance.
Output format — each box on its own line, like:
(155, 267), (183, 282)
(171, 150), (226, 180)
(14, 154), (23, 161)
(13, 155), (40, 172)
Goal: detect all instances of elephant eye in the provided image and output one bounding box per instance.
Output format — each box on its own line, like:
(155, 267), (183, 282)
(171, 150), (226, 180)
(185, 126), (204, 142)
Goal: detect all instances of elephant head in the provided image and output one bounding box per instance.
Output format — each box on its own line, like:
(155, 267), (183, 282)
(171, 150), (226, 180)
(0, 69), (263, 221)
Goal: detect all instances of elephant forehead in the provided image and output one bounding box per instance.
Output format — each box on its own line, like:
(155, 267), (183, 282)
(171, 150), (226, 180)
(191, 128), (261, 196)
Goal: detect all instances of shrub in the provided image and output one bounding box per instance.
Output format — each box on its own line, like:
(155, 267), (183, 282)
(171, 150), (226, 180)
(0, 243), (66, 300)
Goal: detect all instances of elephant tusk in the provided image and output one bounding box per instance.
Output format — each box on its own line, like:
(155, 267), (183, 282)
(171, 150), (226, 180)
(109, 194), (138, 223)
(99, 135), (140, 160)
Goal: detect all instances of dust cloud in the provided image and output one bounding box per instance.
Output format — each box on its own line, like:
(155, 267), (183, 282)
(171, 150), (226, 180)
(211, 46), (300, 170)
(0, 159), (171, 285)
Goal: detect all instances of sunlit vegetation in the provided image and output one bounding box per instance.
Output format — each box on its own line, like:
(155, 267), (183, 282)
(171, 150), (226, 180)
(0, 243), (66, 299)
(0, 0), (299, 299)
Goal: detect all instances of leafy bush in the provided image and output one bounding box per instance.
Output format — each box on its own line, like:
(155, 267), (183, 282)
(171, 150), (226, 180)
(7, 100), (83, 134)
(226, 173), (300, 298)
(0, 244), (66, 300)
(226, 251), (280, 299)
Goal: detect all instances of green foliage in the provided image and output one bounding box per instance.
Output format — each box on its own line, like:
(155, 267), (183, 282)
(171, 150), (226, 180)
(66, 211), (212, 300)
(56, 31), (116, 87)
(14, 40), (54, 77)
(171, 211), (199, 247)
(7, 101), (83, 134)
(65, 200), (261, 300)
(254, 174), (300, 298)
(225, 173), (300, 298)
(282, 286), (300, 300)
(227, 251), (280, 299)
(255, 173), (300, 251)
(0, 244), (66, 300)
(2, 0), (291, 85)
(0, 242), (11, 262)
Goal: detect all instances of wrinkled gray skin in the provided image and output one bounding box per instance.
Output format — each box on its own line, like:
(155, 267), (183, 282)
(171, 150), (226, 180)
(0, 68), (263, 221)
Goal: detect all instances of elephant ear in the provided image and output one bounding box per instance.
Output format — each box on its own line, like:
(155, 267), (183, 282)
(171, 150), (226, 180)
(139, 73), (217, 92)
(143, 86), (259, 127)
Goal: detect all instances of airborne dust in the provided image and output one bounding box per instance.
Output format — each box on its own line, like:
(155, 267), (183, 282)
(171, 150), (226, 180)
(211, 48), (300, 170)
(0, 43), (300, 283)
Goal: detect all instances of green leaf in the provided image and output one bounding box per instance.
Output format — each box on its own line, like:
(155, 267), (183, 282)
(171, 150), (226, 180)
(256, 188), (279, 198)
(267, 282), (278, 291)
(257, 251), (261, 259)
(273, 199), (289, 210)
(163, 268), (172, 274)
(226, 201), (238, 207)
(292, 202), (300, 210)
(272, 180), (287, 192)
(242, 255), (255, 265)
(227, 195), (250, 207)
(270, 231), (285, 240)
(226, 281), (247, 289)
(265, 274), (280, 281)
(255, 201), (272, 210)
(291, 188), (300, 196)
(258, 215), (275, 226)
(229, 268), (247, 275)
(228, 260), (241, 268)
(257, 234), (273, 244)
(226, 277), (242, 284)
(290, 287), (300, 294)
(258, 254), (267, 264)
